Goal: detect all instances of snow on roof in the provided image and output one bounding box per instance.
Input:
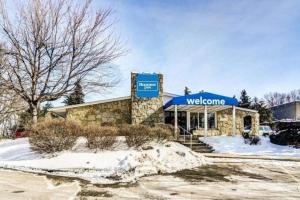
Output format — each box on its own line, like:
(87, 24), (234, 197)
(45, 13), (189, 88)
(273, 119), (300, 123)
(270, 100), (300, 108)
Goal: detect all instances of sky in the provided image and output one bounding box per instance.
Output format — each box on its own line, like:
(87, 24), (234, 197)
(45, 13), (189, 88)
(82, 0), (300, 103)
(7, 0), (300, 105)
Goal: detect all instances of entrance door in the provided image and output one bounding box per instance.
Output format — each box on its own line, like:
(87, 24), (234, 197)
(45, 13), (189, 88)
(164, 111), (187, 134)
(190, 112), (198, 131)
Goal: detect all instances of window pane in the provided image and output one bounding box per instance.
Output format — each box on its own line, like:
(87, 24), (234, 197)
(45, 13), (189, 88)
(208, 113), (215, 128)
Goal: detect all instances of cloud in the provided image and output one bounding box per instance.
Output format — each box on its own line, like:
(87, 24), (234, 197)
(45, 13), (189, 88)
(83, 0), (300, 103)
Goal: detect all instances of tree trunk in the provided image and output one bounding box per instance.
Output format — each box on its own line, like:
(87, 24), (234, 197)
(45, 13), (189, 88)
(31, 104), (39, 124)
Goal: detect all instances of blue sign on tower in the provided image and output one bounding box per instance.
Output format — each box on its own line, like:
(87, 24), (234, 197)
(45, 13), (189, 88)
(136, 74), (159, 98)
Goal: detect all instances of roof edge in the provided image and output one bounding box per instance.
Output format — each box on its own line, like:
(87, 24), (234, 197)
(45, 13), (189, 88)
(270, 100), (300, 108)
(49, 96), (131, 112)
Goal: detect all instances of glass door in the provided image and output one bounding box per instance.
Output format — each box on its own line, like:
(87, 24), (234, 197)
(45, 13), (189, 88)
(190, 112), (199, 131)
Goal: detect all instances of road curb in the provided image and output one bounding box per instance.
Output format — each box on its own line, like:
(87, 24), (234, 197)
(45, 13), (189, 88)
(202, 153), (300, 162)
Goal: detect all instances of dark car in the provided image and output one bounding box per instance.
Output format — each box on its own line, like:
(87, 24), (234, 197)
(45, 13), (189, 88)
(270, 128), (300, 147)
(14, 128), (27, 138)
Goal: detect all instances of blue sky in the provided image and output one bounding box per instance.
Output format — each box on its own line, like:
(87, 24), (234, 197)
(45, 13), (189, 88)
(84, 0), (300, 103)
(7, 0), (299, 105)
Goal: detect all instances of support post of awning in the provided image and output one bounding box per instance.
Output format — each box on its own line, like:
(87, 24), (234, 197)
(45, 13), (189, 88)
(197, 112), (200, 129)
(174, 105), (178, 140)
(232, 106), (236, 136)
(186, 111), (190, 131)
(204, 105), (208, 137)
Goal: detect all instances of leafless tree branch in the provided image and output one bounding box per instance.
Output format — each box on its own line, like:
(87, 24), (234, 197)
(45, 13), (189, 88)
(0, 0), (123, 123)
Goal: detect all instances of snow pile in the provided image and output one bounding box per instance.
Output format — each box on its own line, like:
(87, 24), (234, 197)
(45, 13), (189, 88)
(0, 138), (43, 161)
(200, 136), (300, 157)
(0, 138), (207, 184)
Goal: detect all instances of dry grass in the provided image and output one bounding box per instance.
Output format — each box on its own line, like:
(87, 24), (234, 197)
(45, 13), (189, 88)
(151, 124), (174, 143)
(83, 124), (117, 150)
(28, 118), (80, 154)
(28, 118), (175, 153)
(119, 125), (152, 148)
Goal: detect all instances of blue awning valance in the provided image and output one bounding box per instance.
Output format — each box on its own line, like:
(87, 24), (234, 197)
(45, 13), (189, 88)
(164, 92), (238, 109)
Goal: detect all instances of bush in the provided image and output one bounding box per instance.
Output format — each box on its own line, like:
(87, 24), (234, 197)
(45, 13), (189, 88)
(101, 122), (116, 127)
(242, 131), (250, 139)
(249, 136), (261, 145)
(270, 129), (300, 147)
(151, 125), (174, 143)
(84, 125), (117, 150)
(29, 119), (80, 154)
(244, 135), (261, 145)
(119, 125), (152, 148)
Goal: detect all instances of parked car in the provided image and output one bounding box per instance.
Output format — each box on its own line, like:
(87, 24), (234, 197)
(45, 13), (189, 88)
(243, 126), (251, 134)
(270, 128), (300, 147)
(259, 125), (274, 136)
(14, 128), (26, 138)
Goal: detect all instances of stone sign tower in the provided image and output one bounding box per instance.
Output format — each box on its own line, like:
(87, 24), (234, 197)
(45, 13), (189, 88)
(131, 72), (164, 125)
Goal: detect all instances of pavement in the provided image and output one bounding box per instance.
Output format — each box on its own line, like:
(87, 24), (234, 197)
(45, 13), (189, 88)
(0, 169), (80, 200)
(202, 152), (300, 161)
(1, 155), (300, 199)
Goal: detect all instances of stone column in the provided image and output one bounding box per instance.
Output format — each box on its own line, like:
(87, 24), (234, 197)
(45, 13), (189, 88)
(131, 72), (164, 125)
(252, 112), (260, 135)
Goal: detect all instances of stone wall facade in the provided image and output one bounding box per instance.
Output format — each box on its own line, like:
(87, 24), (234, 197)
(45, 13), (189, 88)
(131, 73), (164, 125)
(193, 108), (259, 136)
(66, 99), (131, 125)
(64, 72), (165, 126)
(216, 108), (259, 135)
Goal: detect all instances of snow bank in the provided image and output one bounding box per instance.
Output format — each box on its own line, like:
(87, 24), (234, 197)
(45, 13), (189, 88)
(0, 138), (43, 161)
(200, 136), (300, 157)
(0, 138), (207, 184)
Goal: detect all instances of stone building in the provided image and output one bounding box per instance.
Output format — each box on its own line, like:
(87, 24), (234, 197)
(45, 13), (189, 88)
(49, 72), (259, 136)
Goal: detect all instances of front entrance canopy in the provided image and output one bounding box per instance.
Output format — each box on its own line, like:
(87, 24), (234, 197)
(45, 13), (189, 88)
(164, 92), (238, 109)
(163, 92), (239, 138)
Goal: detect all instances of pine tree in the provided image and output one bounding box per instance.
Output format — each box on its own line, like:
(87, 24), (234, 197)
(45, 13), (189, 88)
(40, 102), (53, 117)
(63, 81), (85, 105)
(184, 86), (191, 96)
(250, 97), (272, 123)
(239, 89), (251, 108)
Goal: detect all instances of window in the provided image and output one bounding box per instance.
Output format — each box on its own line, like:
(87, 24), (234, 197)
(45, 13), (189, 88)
(208, 113), (215, 128)
(198, 113), (215, 128)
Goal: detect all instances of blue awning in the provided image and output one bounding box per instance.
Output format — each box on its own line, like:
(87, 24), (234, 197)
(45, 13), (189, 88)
(164, 92), (238, 109)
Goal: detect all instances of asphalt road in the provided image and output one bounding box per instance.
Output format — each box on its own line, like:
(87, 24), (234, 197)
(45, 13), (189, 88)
(1, 155), (300, 200)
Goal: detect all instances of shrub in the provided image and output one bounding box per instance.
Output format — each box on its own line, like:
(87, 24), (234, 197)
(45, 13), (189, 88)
(270, 129), (300, 147)
(29, 119), (79, 154)
(101, 122), (116, 127)
(242, 131), (250, 139)
(84, 125), (117, 150)
(119, 125), (152, 148)
(151, 125), (174, 143)
(249, 136), (261, 145)
(244, 135), (261, 145)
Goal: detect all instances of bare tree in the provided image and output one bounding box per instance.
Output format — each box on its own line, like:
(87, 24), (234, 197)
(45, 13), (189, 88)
(0, 0), (122, 123)
(264, 89), (300, 107)
(0, 87), (26, 136)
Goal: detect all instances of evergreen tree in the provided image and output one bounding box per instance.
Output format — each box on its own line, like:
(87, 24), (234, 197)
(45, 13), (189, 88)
(250, 97), (272, 123)
(239, 89), (251, 108)
(41, 102), (53, 117)
(63, 81), (85, 105)
(184, 86), (191, 96)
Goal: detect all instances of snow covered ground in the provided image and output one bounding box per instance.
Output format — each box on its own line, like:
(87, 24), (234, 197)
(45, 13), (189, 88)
(0, 138), (207, 184)
(200, 136), (300, 157)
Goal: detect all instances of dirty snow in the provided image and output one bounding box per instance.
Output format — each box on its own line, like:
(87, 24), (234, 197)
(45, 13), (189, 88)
(0, 138), (207, 184)
(200, 136), (300, 157)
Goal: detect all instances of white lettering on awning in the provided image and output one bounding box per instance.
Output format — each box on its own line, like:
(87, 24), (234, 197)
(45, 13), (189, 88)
(186, 97), (226, 105)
